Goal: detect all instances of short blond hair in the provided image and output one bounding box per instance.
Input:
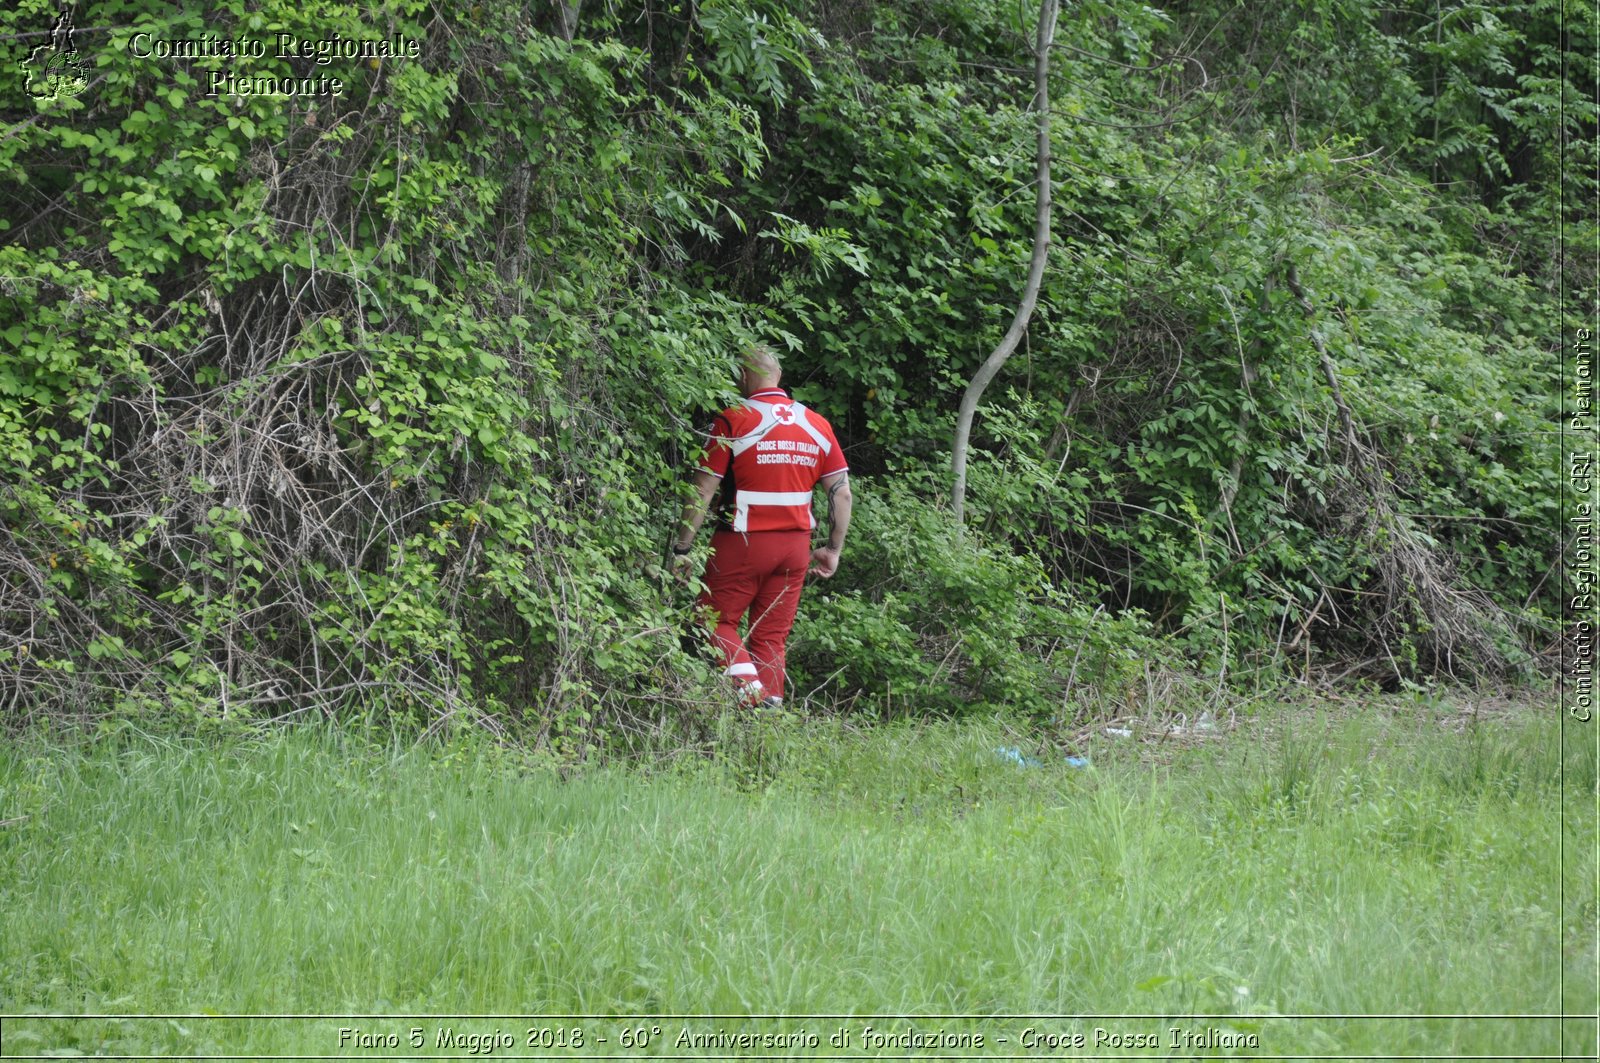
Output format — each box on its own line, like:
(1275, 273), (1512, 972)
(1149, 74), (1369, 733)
(742, 344), (782, 385)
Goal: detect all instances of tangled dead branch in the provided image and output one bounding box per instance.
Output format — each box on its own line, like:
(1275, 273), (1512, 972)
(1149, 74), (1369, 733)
(1285, 266), (1518, 681)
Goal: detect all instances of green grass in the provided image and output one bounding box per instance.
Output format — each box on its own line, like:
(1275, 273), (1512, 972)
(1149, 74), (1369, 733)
(0, 697), (1593, 1059)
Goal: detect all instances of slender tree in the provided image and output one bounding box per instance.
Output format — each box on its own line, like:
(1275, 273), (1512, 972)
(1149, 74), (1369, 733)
(950, 0), (1060, 533)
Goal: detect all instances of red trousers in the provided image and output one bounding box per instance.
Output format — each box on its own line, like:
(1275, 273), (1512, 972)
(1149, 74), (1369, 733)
(698, 529), (811, 699)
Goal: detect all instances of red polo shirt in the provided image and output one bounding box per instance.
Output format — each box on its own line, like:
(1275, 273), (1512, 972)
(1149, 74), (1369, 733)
(698, 389), (848, 533)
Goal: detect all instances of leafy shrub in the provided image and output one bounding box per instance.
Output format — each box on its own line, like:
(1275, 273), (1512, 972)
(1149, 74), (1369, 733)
(790, 481), (1161, 716)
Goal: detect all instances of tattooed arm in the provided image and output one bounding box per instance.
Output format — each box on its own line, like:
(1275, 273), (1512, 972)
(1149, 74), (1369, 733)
(808, 472), (852, 578)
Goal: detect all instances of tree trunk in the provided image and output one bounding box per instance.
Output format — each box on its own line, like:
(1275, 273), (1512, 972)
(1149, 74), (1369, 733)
(1284, 265), (1360, 458)
(555, 0), (582, 41)
(950, 0), (1060, 534)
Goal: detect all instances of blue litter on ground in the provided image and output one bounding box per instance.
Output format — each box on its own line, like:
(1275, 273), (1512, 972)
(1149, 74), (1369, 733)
(995, 746), (1091, 769)
(994, 745), (1041, 768)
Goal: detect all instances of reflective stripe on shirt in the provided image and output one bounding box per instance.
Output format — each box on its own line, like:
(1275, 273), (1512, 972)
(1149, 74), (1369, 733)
(733, 490), (816, 532)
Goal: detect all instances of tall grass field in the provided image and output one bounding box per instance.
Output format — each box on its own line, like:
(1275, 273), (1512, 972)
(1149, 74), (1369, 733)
(0, 698), (1594, 1059)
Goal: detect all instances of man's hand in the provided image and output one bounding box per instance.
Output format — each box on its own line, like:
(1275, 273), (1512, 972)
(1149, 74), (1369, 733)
(813, 473), (851, 579)
(807, 546), (840, 579)
(670, 549), (698, 586)
(669, 470), (720, 586)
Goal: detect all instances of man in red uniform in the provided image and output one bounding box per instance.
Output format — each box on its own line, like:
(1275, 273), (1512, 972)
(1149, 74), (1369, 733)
(671, 347), (852, 708)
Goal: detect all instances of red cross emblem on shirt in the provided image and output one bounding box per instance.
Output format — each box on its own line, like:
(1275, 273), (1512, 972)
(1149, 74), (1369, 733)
(772, 404), (795, 424)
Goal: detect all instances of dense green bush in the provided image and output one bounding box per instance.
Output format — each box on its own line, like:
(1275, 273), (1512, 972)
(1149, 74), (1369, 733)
(790, 480), (1161, 717)
(0, 0), (1577, 743)
(1, 0), (765, 738)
